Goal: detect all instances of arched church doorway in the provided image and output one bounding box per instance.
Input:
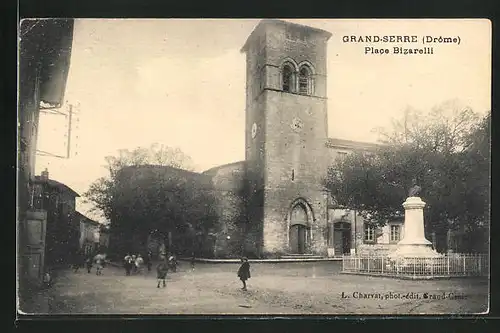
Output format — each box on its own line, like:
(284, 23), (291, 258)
(289, 203), (309, 254)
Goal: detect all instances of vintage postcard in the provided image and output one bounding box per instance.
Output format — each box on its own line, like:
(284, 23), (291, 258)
(17, 19), (491, 316)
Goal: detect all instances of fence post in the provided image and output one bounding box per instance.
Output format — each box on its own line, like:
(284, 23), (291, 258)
(413, 258), (416, 277)
(430, 258), (433, 277)
(381, 256), (384, 274)
(463, 255), (466, 275)
(478, 254), (482, 275)
(367, 254), (370, 273)
(447, 255), (450, 275)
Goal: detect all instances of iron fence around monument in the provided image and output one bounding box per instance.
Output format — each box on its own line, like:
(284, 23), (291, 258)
(341, 253), (489, 279)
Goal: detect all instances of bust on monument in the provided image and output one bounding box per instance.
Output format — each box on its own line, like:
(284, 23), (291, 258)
(408, 178), (421, 197)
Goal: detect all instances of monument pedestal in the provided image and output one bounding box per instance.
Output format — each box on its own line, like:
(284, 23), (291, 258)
(389, 197), (441, 259)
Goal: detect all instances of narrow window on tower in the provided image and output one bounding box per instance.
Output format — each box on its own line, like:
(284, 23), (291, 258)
(282, 64), (295, 92)
(291, 169), (295, 181)
(299, 65), (313, 95)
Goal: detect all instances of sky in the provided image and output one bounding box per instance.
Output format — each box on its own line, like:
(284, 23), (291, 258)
(33, 19), (491, 222)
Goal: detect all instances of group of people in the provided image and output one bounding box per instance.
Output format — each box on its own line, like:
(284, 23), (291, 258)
(125, 252), (251, 290)
(121, 252), (191, 288)
(123, 252), (154, 276)
(72, 251), (106, 276)
(122, 252), (178, 285)
(73, 249), (252, 291)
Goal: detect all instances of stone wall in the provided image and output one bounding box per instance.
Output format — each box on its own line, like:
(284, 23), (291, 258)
(244, 189), (264, 258)
(205, 162), (247, 258)
(212, 190), (245, 257)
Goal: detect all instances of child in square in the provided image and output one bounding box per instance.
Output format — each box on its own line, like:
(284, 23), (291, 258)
(94, 253), (105, 276)
(124, 253), (133, 276)
(237, 257), (251, 291)
(156, 260), (168, 288)
(85, 256), (93, 273)
(135, 254), (144, 275)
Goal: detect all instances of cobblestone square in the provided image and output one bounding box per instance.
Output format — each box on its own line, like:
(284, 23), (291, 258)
(21, 261), (488, 315)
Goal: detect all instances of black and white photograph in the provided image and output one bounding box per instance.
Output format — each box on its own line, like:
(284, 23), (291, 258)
(17, 18), (491, 315)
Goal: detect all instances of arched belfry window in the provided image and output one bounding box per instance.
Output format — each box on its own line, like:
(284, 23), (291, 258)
(298, 65), (314, 95)
(282, 63), (296, 93)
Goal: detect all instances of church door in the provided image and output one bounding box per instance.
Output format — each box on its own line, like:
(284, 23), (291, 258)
(289, 203), (309, 254)
(289, 224), (307, 254)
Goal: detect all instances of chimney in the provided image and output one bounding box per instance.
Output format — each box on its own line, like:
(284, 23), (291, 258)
(40, 168), (49, 180)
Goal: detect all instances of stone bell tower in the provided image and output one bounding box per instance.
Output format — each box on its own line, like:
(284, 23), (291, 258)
(241, 20), (332, 257)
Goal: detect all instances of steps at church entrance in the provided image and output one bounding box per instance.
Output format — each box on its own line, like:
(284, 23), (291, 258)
(280, 254), (325, 260)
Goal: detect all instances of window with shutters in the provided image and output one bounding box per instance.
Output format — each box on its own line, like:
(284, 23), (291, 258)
(364, 223), (375, 243)
(390, 224), (401, 243)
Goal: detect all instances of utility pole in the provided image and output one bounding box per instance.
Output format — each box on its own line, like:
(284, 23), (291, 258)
(37, 102), (76, 159)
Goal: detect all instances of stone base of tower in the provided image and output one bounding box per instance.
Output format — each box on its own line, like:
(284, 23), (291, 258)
(259, 217), (329, 258)
(259, 223), (328, 258)
(258, 186), (328, 258)
(261, 220), (288, 257)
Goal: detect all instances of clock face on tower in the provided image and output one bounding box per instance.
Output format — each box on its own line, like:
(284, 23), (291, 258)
(251, 123), (257, 139)
(291, 117), (304, 132)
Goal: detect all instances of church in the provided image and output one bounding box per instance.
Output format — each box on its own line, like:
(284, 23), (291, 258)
(123, 20), (408, 259)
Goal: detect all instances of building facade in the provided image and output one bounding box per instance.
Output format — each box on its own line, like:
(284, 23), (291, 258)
(32, 169), (81, 266)
(99, 225), (110, 250)
(18, 20), (74, 294)
(325, 138), (407, 256)
(76, 212), (101, 255)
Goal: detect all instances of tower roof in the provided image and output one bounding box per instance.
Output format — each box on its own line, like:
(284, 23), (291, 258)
(240, 19), (332, 53)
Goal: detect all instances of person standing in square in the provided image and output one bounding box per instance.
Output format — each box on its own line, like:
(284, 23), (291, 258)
(94, 253), (105, 276)
(156, 259), (168, 288)
(124, 253), (133, 276)
(237, 257), (251, 291)
(146, 251), (153, 272)
(190, 252), (195, 270)
(85, 255), (93, 273)
(135, 254), (144, 275)
(131, 255), (137, 274)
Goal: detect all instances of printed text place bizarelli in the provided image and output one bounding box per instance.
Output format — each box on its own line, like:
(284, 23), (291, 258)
(343, 35), (462, 56)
